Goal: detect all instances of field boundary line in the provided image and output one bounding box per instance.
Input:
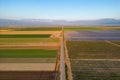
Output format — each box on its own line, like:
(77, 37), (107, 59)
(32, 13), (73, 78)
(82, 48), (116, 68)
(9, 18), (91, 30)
(105, 40), (120, 47)
(70, 59), (120, 61)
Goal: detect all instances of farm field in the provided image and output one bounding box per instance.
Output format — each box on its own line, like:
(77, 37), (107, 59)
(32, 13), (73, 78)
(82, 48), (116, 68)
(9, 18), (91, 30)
(11, 27), (61, 31)
(0, 26), (120, 79)
(67, 41), (120, 80)
(0, 29), (60, 71)
(0, 63), (55, 71)
(0, 38), (60, 50)
(0, 49), (57, 58)
(67, 41), (120, 59)
(0, 38), (59, 44)
(65, 26), (120, 31)
(0, 29), (60, 49)
(0, 34), (51, 38)
(0, 58), (56, 63)
(71, 60), (120, 80)
(66, 30), (120, 40)
(65, 27), (103, 31)
(0, 31), (60, 35)
(66, 27), (120, 80)
(1, 26), (120, 31)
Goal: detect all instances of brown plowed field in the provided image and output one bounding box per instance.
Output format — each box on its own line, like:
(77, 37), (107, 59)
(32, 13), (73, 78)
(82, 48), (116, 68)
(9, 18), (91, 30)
(0, 71), (55, 80)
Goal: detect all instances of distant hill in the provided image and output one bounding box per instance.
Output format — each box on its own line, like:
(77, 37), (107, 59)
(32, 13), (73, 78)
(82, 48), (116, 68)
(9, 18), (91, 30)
(0, 18), (120, 27)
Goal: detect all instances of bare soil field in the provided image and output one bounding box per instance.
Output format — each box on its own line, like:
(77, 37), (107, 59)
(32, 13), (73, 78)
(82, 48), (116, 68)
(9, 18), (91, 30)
(0, 71), (55, 80)
(0, 63), (55, 71)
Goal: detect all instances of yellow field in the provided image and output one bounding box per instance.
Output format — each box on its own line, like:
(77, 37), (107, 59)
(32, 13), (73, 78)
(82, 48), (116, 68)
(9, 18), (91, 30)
(0, 30), (61, 34)
(0, 63), (55, 71)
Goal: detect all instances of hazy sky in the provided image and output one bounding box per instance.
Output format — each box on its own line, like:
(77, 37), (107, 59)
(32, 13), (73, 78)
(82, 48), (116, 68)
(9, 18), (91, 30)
(0, 0), (120, 20)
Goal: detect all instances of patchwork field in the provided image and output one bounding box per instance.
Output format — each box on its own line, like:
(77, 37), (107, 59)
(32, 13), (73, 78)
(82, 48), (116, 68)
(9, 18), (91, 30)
(0, 29), (60, 72)
(0, 27), (120, 79)
(0, 29), (60, 50)
(66, 27), (120, 80)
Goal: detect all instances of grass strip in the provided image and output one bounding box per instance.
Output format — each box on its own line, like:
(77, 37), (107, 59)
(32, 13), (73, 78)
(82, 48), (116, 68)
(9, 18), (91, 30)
(0, 34), (51, 38)
(0, 49), (57, 58)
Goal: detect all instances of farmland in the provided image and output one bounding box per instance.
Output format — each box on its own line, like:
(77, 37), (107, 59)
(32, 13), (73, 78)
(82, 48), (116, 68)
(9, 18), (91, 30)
(0, 49), (57, 58)
(0, 38), (59, 43)
(65, 27), (120, 80)
(67, 40), (120, 80)
(0, 26), (120, 79)
(12, 27), (61, 31)
(67, 41), (120, 59)
(0, 34), (51, 38)
(1, 26), (120, 31)
(71, 60), (120, 80)
(0, 28), (60, 75)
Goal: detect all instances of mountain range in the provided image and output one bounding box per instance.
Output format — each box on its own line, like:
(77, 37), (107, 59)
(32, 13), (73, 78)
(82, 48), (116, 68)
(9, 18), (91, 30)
(0, 18), (120, 27)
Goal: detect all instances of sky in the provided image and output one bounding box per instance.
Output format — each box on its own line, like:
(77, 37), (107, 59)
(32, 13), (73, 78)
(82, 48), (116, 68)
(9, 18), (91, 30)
(0, 0), (120, 20)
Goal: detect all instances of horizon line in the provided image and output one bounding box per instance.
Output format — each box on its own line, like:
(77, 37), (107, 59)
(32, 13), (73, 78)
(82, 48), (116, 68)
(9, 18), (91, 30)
(0, 18), (120, 21)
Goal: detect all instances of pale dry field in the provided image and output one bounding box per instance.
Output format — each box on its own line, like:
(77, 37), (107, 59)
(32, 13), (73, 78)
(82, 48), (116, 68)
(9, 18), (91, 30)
(101, 27), (120, 30)
(0, 63), (55, 71)
(0, 31), (60, 34)
(0, 42), (60, 50)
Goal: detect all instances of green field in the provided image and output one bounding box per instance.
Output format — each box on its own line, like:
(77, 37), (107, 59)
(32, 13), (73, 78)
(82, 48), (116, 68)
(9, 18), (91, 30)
(10, 27), (61, 31)
(64, 27), (103, 31)
(67, 41), (120, 59)
(0, 34), (51, 38)
(0, 49), (57, 58)
(1, 26), (120, 31)
(13, 27), (103, 31)
(0, 38), (59, 44)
